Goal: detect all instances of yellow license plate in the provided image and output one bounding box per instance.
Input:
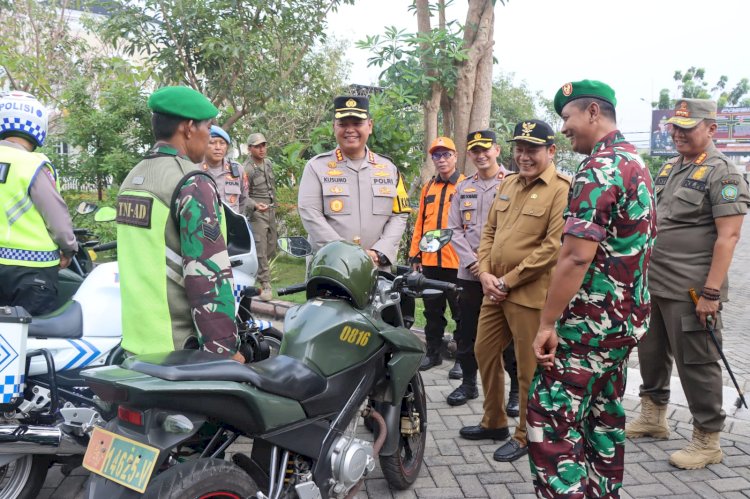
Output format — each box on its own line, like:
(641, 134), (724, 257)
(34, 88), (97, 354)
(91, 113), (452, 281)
(83, 426), (159, 493)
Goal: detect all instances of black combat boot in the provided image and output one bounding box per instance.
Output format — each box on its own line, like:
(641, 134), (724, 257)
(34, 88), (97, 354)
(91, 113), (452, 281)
(448, 360), (462, 380)
(419, 351), (442, 371)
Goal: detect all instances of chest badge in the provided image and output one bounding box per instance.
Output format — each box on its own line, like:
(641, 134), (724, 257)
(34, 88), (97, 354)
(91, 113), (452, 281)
(690, 166), (709, 181)
(330, 186), (344, 194)
(374, 171), (391, 177)
(464, 201), (473, 207)
(330, 199), (344, 212)
(464, 187), (477, 193)
(327, 169), (344, 176)
(373, 163), (388, 169)
(379, 187), (392, 195)
(464, 211), (472, 222)
(530, 193), (538, 199)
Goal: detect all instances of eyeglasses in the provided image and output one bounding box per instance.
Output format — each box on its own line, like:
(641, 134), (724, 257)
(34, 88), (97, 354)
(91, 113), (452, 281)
(431, 151), (453, 161)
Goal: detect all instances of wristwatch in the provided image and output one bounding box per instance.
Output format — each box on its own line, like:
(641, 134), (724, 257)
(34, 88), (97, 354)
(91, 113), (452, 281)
(373, 250), (389, 266)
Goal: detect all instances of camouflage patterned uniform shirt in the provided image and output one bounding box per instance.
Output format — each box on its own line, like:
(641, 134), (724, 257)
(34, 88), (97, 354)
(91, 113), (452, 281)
(559, 130), (657, 348)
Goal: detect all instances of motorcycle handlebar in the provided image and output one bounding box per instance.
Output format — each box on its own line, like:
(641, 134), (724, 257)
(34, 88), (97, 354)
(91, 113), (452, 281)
(422, 277), (458, 293)
(277, 283), (306, 296)
(92, 241), (117, 252)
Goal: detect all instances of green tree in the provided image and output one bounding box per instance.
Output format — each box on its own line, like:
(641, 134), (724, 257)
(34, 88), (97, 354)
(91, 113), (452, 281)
(0, 0), (88, 105)
(100, 0), (353, 130)
(654, 67), (750, 109)
(47, 57), (153, 199)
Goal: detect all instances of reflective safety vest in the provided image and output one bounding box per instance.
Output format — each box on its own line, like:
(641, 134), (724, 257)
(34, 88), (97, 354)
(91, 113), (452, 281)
(0, 145), (60, 267)
(117, 146), (226, 355)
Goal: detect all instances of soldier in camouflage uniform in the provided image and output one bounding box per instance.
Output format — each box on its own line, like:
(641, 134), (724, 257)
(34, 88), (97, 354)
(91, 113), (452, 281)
(117, 86), (243, 362)
(528, 81), (656, 497)
(202, 125), (250, 214)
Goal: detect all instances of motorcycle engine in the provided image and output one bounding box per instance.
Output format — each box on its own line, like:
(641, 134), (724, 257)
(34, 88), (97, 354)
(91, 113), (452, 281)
(329, 431), (374, 496)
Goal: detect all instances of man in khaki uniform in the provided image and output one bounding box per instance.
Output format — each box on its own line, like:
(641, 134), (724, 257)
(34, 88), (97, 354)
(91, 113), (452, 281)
(459, 120), (570, 464)
(243, 132), (275, 301)
(202, 126), (249, 214)
(627, 98), (750, 469)
(298, 96), (411, 267)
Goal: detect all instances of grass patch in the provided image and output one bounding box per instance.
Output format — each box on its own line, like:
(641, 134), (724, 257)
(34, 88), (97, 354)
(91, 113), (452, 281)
(269, 254), (456, 333)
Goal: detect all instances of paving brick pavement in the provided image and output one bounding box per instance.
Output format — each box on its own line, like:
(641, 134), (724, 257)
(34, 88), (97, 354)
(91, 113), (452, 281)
(40, 216), (750, 497)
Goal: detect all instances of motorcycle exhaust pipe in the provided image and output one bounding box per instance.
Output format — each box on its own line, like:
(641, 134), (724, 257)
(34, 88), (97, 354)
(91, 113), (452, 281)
(0, 424), (87, 455)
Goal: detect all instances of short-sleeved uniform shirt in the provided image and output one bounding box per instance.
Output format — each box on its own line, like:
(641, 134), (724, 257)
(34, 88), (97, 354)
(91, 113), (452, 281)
(559, 130), (656, 348)
(649, 143), (750, 302)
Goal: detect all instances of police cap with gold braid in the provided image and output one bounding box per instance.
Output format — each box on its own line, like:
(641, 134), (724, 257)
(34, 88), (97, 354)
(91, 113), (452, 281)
(333, 96), (369, 120)
(148, 86), (219, 121)
(508, 120), (555, 146)
(553, 80), (617, 116)
(466, 130), (496, 149)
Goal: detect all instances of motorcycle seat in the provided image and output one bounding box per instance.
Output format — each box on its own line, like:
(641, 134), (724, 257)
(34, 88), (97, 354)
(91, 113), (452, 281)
(29, 300), (83, 339)
(124, 350), (327, 402)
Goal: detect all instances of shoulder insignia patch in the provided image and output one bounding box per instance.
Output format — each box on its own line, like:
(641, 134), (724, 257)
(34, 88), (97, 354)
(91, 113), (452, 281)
(368, 150), (376, 163)
(721, 184), (739, 201)
(335, 149), (344, 162)
(722, 179), (740, 186)
(201, 221), (221, 242)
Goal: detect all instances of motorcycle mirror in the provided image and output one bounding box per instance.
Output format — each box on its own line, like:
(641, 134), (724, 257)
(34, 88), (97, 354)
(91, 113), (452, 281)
(76, 201), (97, 215)
(94, 206), (117, 222)
(277, 237), (312, 257)
(418, 229), (453, 253)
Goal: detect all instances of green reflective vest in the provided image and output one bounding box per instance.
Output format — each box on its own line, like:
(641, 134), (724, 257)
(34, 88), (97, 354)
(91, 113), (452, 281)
(118, 149), (221, 355)
(0, 145), (60, 267)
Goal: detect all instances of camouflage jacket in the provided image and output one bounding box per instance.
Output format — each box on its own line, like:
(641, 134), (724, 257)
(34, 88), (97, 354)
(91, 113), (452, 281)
(559, 130), (657, 348)
(175, 175), (239, 355)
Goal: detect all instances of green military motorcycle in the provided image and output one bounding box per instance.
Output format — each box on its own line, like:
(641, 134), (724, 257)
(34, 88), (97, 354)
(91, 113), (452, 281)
(80, 230), (456, 498)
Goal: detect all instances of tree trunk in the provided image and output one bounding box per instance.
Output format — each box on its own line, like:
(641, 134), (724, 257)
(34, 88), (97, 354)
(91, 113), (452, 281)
(452, 0), (495, 174)
(441, 92), (453, 138)
(416, 0), (442, 187)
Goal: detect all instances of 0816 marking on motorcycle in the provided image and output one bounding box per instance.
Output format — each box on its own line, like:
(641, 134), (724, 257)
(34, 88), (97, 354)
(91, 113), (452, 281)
(80, 230), (458, 498)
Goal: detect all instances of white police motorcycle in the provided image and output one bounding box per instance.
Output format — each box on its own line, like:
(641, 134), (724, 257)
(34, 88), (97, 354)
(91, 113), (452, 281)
(0, 205), (274, 499)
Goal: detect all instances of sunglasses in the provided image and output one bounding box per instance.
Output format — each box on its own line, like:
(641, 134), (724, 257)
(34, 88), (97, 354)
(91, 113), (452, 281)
(431, 151), (453, 161)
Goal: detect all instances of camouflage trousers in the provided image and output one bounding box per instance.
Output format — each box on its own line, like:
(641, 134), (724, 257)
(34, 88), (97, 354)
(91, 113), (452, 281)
(527, 336), (634, 498)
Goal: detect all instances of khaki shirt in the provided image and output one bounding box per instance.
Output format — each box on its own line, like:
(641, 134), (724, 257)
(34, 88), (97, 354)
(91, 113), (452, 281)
(298, 147), (408, 264)
(448, 169), (506, 281)
(478, 165), (570, 309)
(243, 157), (275, 202)
(650, 143), (750, 301)
(201, 159), (249, 214)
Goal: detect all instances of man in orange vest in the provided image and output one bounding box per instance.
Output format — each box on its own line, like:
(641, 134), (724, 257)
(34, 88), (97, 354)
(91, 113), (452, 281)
(410, 137), (464, 373)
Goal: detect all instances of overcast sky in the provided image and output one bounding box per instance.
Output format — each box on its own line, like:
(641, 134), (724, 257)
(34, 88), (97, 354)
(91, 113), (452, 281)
(328, 0), (750, 149)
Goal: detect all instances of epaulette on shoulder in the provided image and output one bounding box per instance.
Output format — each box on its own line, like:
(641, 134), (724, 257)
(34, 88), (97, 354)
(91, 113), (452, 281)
(311, 150), (335, 161)
(375, 152), (395, 163)
(556, 171), (573, 183)
(504, 171), (520, 178)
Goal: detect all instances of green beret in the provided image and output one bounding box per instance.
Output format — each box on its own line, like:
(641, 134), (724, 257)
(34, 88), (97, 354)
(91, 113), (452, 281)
(148, 86), (219, 121)
(553, 80), (617, 116)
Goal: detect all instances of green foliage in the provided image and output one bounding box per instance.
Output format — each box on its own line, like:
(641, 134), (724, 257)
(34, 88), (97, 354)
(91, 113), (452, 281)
(655, 67), (750, 109)
(274, 186), (306, 237)
(46, 57), (152, 195)
(62, 188), (118, 244)
(368, 93), (424, 176)
(641, 155), (664, 179)
(0, 0), (88, 104)
(99, 0), (354, 130)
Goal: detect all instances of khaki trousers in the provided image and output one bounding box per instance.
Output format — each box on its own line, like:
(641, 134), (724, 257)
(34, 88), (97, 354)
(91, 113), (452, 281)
(475, 297), (540, 444)
(250, 207), (277, 285)
(637, 296), (725, 432)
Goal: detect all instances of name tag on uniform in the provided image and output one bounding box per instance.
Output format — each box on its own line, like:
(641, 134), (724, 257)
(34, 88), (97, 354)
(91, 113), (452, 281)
(117, 195), (152, 229)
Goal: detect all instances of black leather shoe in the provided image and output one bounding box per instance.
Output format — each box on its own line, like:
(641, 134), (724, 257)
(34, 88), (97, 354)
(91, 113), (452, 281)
(419, 354), (442, 371)
(448, 361), (462, 380)
(506, 390), (520, 418)
(459, 425), (509, 441)
(446, 384), (478, 406)
(493, 439), (528, 462)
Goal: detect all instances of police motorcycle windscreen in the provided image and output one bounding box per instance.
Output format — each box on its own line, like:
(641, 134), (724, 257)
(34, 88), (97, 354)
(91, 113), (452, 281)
(223, 202), (259, 303)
